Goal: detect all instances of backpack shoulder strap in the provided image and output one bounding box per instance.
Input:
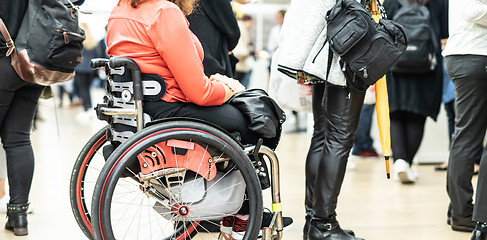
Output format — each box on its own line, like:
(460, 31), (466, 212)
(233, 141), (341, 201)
(0, 18), (15, 56)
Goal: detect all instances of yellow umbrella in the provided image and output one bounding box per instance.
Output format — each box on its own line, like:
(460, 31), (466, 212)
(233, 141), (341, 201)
(370, 1), (392, 179)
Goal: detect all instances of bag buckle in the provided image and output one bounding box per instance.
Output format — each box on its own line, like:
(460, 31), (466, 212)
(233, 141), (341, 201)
(6, 39), (14, 48)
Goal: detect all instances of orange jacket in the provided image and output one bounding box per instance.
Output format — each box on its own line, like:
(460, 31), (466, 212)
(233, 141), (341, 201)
(106, 0), (226, 106)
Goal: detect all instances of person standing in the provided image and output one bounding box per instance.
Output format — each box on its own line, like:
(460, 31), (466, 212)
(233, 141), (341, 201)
(352, 86), (379, 158)
(233, 14), (254, 88)
(278, 0), (370, 239)
(382, 0), (448, 184)
(74, 23), (102, 122)
(442, 0), (487, 237)
(0, 0), (44, 236)
(187, 0), (242, 78)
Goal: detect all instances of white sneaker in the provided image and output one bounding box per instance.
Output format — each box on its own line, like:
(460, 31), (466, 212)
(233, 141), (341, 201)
(0, 195), (34, 214)
(394, 159), (416, 184)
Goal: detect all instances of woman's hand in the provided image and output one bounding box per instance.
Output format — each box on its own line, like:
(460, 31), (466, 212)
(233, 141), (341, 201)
(210, 74), (245, 102)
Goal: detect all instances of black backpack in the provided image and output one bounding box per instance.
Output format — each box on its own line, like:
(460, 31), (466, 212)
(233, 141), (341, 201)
(390, 0), (438, 73)
(13, 0), (86, 85)
(326, 0), (407, 91)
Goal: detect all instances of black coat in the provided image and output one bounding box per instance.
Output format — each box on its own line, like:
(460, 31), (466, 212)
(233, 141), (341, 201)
(187, 0), (240, 77)
(383, 0), (449, 120)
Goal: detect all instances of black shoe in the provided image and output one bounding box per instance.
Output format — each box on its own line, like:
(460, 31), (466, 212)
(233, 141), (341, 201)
(258, 210), (293, 239)
(304, 216), (355, 240)
(451, 216), (477, 232)
(471, 222), (487, 240)
(5, 203), (29, 236)
(196, 219), (221, 233)
(307, 220), (363, 240)
(261, 210), (293, 230)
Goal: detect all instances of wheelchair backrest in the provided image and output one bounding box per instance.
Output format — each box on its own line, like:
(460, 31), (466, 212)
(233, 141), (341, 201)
(91, 57), (166, 145)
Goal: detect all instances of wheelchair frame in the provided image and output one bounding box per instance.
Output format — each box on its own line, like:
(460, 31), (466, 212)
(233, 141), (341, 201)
(71, 57), (286, 240)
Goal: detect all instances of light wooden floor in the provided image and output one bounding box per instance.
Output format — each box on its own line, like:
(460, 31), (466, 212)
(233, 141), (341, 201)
(0, 96), (476, 240)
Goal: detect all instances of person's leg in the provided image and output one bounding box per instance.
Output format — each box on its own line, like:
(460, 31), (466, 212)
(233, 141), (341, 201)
(390, 111), (408, 161)
(446, 55), (487, 231)
(308, 84), (365, 239)
(75, 73), (95, 111)
(444, 100), (455, 142)
(352, 103), (375, 155)
(403, 112), (426, 165)
(304, 83), (326, 237)
(1, 84), (43, 204)
(0, 56), (43, 236)
(436, 101), (455, 170)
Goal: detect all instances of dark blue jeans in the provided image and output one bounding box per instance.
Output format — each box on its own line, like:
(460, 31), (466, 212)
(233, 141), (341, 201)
(0, 56), (44, 204)
(352, 103), (375, 154)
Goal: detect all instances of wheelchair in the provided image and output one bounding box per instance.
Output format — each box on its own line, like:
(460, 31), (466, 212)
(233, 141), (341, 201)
(69, 57), (287, 240)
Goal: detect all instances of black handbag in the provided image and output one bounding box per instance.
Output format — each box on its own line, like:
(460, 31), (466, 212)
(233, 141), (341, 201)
(229, 89), (286, 139)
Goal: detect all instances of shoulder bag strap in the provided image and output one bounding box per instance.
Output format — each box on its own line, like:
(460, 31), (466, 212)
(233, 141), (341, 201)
(0, 18), (15, 56)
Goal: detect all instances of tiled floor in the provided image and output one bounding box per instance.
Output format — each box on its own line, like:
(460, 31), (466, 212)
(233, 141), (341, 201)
(0, 94), (476, 240)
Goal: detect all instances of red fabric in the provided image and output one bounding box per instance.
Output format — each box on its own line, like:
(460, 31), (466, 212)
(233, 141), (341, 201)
(106, 0), (226, 106)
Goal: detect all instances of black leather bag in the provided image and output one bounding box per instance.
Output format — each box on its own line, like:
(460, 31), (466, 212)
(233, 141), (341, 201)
(229, 89), (286, 139)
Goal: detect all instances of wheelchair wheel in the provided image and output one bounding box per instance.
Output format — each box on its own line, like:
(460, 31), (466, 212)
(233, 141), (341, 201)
(70, 126), (111, 239)
(91, 120), (263, 240)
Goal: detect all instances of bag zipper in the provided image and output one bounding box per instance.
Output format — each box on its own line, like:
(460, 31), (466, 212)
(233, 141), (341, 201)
(56, 29), (86, 44)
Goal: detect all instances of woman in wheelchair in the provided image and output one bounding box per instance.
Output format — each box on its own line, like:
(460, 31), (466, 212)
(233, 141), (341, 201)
(80, 0), (289, 239)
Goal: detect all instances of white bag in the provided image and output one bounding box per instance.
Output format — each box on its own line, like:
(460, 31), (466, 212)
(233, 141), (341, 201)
(269, 49), (312, 113)
(152, 171), (246, 221)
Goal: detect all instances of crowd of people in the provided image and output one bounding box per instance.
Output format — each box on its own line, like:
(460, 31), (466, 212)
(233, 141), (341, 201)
(0, 0), (486, 239)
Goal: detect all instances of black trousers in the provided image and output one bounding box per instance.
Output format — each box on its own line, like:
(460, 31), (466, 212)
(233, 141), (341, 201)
(0, 56), (44, 204)
(390, 110), (426, 165)
(445, 55), (487, 223)
(143, 100), (262, 145)
(305, 83), (365, 220)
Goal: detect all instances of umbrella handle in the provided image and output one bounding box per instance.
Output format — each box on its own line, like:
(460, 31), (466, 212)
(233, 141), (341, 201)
(370, 0), (379, 15)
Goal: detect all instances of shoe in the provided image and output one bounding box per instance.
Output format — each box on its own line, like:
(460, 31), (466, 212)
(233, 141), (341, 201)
(394, 159), (417, 184)
(451, 215), (477, 232)
(231, 215), (248, 240)
(307, 220), (363, 240)
(434, 163), (448, 171)
(5, 203), (29, 236)
(356, 149), (379, 158)
(260, 210), (293, 236)
(304, 215), (355, 240)
(220, 216), (234, 239)
(471, 222), (487, 240)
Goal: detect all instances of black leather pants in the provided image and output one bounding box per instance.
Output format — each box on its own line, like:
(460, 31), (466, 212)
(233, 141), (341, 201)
(305, 83), (365, 220)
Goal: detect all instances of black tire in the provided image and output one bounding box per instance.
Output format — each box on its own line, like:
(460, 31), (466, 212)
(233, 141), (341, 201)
(69, 126), (110, 239)
(91, 120), (263, 240)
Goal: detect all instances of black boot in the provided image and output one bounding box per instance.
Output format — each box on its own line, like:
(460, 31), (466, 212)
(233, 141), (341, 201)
(471, 222), (487, 240)
(304, 216), (356, 240)
(5, 203), (29, 236)
(307, 220), (363, 240)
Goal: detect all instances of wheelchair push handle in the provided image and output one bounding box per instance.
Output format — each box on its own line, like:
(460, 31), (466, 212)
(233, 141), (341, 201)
(90, 58), (109, 70)
(109, 57), (144, 101)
